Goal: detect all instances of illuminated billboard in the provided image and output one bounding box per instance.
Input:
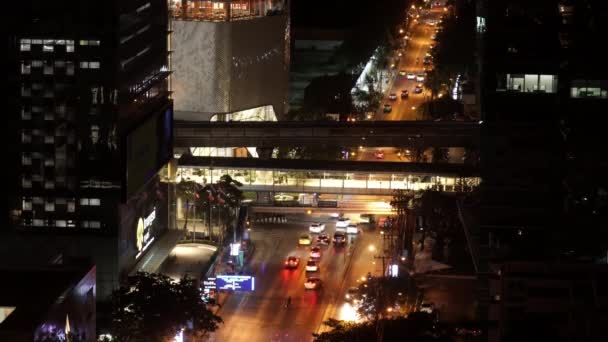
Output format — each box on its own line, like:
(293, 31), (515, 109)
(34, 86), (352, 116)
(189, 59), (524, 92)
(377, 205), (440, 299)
(216, 275), (255, 292)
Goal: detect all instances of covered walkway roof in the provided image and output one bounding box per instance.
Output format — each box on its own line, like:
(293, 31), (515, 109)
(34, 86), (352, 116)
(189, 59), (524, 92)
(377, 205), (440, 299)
(174, 120), (480, 148)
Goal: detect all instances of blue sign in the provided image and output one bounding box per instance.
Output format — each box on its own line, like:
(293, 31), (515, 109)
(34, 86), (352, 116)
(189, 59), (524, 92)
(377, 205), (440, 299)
(216, 275), (255, 292)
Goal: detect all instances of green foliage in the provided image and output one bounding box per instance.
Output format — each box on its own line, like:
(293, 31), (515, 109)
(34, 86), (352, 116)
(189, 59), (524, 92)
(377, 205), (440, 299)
(108, 272), (222, 342)
(302, 73), (357, 115)
(356, 277), (411, 321)
(313, 315), (451, 342)
(416, 96), (462, 120)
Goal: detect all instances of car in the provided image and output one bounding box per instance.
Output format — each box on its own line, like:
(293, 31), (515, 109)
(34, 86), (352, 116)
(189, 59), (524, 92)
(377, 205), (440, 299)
(423, 59), (431, 66)
(406, 73), (416, 80)
(345, 286), (360, 302)
(397, 51), (403, 57)
(336, 217), (351, 229)
(309, 222), (325, 233)
(401, 90), (409, 99)
(346, 223), (359, 234)
(274, 193), (294, 201)
(317, 233), (330, 245)
(299, 234), (312, 246)
(306, 259), (319, 272)
(374, 150), (385, 159)
(416, 74), (425, 82)
(310, 246), (322, 259)
(420, 302), (434, 314)
(388, 93), (397, 101)
(414, 84), (423, 94)
(333, 232), (347, 245)
(284, 256), (300, 269)
(399, 69), (406, 76)
(383, 104), (392, 113)
(304, 277), (322, 290)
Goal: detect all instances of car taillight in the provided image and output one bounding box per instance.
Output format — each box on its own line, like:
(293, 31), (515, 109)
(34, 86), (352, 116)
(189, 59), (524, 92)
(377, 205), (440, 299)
(284, 261), (288, 265)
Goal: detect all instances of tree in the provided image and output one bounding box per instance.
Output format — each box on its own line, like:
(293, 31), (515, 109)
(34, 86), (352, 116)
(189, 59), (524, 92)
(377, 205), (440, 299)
(177, 180), (201, 231)
(356, 277), (411, 321)
(302, 73), (356, 118)
(313, 315), (451, 342)
(108, 272), (222, 342)
(197, 175), (244, 243)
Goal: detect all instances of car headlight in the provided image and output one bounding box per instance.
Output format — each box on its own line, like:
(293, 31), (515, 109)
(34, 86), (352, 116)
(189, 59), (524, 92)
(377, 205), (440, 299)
(345, 294), (351, 299)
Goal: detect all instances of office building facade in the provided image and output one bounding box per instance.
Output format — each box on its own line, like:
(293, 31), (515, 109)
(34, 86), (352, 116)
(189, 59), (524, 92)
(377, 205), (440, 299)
(475, 0), (608, 340)
(7, 0), (173, 298)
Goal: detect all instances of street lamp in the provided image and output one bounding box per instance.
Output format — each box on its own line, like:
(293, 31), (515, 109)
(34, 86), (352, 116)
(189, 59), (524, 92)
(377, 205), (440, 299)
(368, 244), (376, 252)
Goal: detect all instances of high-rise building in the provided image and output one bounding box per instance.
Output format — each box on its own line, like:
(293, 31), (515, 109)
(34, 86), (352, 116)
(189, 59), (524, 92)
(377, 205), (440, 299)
(475, 0), (608, 340)
(7, 0), (173, 298)
(170, 0), (290, 124)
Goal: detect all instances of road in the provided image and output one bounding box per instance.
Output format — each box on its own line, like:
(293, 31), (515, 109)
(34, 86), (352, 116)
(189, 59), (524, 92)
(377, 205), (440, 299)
(207, 213), (381, 342)
(377, 7), (446, 121)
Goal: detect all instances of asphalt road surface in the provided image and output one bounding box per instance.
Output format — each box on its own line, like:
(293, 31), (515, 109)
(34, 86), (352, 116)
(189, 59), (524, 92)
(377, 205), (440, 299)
(207, 213), (381, 342)
(380, 8), (445, 121)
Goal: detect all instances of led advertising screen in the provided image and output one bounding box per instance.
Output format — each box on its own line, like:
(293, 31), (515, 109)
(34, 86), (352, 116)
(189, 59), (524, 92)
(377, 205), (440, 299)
(216, 275), (255, 292)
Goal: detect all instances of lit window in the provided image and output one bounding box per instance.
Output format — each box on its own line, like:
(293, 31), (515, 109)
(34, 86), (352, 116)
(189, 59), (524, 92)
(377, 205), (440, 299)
(22, 199), (33, 211)
(22, 154), (32, 165)
(33, 197), (44, 204)
(56, 220), (67, 227)
(44, 135), (55, 144)
(56, 40), (65, 45)
(33, 219), (44, 227)
(66, 62), (74, 75)
(81, 221), (89, 228)
(43, 45), (54, 52)
(21, 62), (31, 74)
(32, 60), (43, 67)
(80, 61), (89, 69)
(45, 202), (55, 211)
(67, 220), (76, 228)
(44, 181), (55, 189)
(21, 86), (31, 97)
(20, 43), (31, 51)
(80, 198), (90, 205)
(32, 39), (42, 45)
(20, 39), (31, 44)
(55, 61), (65, 68)
(22, 177), (32, 188)
(90, 198), (101, 206)
(66, 44), (74, 53)
(90, 221), (101, 229)
(22, 131), (31, 143)
(44, 65), (54, 75)
(89, 40), (101, 46)
(43, 39), (54, 45)
(67, 200), (75, 212)
(477, 17), (486, 33)
(79, 40), (88, 46)
(570, 80), (608, 98)
(44, 158), (55, 166)
(89, 61), (100, 69)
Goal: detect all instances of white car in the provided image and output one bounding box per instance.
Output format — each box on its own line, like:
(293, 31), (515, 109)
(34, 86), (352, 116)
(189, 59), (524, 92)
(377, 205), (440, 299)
(336, 217), (351, 229)
(416, 74), (425, 82)
(306, 260), (319, 272)
(346, 224), (359, 234)
(420, 302), (434, 313)
(309, 223), (325, 233)
(304, 277), (322, 290)
(406, 73), (416, 80)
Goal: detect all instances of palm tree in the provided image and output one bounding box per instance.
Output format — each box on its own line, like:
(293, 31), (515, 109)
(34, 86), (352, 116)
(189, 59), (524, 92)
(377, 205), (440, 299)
(196, 175), (243, 244)
(176, 180), (200, 231)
